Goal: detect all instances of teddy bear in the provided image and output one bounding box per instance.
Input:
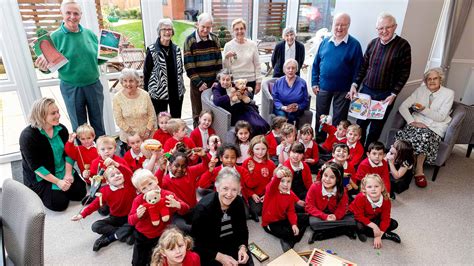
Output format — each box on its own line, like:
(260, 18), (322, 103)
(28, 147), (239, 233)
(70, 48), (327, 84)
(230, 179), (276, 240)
(142, 189), (170, 226)
(228, 78), (253, 104)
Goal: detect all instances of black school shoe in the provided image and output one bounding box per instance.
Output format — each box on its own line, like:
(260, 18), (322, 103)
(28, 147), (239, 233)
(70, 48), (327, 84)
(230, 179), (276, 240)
(93, 235), (112, 252)
(357, 232), (367, 242)
(344, 228), (357, 240)
(382, 232), (401, 243)
(126, 234), (135, 245)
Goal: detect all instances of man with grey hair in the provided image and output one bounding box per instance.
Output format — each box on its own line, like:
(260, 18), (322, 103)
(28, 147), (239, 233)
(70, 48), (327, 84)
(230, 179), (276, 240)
(183, 12), (222, 128)
(312, 12), (363, 137)
(35, 0), (106, 137)
(348, 12), (412, 149)
(271, 26), (305, 78)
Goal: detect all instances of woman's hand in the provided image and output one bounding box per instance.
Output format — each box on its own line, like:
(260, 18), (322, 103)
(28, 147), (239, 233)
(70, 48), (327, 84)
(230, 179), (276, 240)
(237, 246), (249, 264)
(409, 121), (428, 128)
(63, 173), (74, 184)
(34, 55), (49, 72)
(71, 214), (83, 221)
(136, 205), (146, 219)
(57, 179), (71, 191)
(326, 214), (336, 221)
(216, 252), (238, 266)
(225, 51), (237, 59)
(373, 236), (383, 249)
(292, 224), (299, 236)
(254, 83), (261, 95)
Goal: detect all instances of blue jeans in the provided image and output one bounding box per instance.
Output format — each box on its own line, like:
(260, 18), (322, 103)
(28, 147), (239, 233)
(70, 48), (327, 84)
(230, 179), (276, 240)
(356, 85), (394, 148)
(315, 90), (350, 136)
(60, 80), (105, 137)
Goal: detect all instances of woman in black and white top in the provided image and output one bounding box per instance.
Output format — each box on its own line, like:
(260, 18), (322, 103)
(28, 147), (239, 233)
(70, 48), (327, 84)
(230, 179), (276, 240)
(191, 167), (253, 266)
(143, 18), (185, 118)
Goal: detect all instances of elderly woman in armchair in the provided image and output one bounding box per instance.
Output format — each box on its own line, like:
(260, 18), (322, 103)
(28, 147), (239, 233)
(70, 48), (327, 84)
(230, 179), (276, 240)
(272, 58), (310, 125)
(395, 67), (454, 188)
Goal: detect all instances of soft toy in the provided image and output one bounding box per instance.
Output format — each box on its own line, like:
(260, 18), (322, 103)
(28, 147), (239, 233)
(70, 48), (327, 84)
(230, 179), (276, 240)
(228, 79), (253, 104)
(142, 189), (170, 226)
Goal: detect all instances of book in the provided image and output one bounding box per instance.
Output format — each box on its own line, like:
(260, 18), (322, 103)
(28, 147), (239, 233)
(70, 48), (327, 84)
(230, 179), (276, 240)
(349, 93), (389, 120)
(98, 29), (122, 60)
(31, 33), (68, 72)
(248, 242), (269, 262)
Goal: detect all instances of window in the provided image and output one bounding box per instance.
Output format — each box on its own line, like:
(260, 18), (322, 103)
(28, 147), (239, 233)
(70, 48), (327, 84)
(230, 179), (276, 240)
(211, 0), (254, 38)
(0, 53), (7, 81)
(257, 0), (287, 42)
(0, 91), (27, 155)
(297, 0), (335, 42)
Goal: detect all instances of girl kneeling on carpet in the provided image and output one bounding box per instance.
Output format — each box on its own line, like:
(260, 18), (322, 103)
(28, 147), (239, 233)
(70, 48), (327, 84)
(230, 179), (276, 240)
(349, 174), (401, 249)
(306, 162), (356, 243)
(262, 166), (307, 252)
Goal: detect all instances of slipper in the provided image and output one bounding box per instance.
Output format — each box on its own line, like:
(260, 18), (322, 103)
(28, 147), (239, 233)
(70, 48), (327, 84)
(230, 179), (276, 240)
(414, 175), (427, 188)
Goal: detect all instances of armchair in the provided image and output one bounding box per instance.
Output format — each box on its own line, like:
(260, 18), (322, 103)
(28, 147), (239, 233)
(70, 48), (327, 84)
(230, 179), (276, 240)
(1, 179), (45, 265)
(261, 78), (313, 128)
(201, 89), (232, 140)
(386, 101), (466, 181)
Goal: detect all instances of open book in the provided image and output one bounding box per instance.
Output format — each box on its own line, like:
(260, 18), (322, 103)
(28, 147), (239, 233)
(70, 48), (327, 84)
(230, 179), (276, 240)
(349, 93), (389, 120)
(31, 33), (68, 72)
(98, 29), (122, 60)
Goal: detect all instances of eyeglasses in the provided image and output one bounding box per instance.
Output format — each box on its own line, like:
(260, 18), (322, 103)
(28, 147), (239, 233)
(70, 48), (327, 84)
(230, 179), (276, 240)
(334, 24), (349, 28)
(376, 25), (395, 31)
(160, 28), (173, 32)
(427, 77), (440, 82)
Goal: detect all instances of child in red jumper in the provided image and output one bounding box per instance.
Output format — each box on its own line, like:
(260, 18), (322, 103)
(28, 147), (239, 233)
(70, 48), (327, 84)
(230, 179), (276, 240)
(234, 120), (252, 165)
(150, 227), (200, 266)
(283, 142), (312, 204)
(153, 112), (172, 145)
(298, 123), (319, 173)
(306, 162), (355, 243)
(64, 123), (98, 183)
(198, 143), (251, 202)
(190, 110), (216, 149)
(155, 147), (209, 233)
(319, 116), (350, 161)
(262, 166), (307, 252)
(243, 135), (276, 222)
(322, 143), (357, 195)
(123, 132), (145, 173)
(277, 123), (297, 164)
(163, 119), (196, 152)
(90, 136), (129, 178)
(71, 158), (136, 251)
(265, 116), (287, 165)
(353, 141), (391, 193)
(141, 138), (163, 174)
(346, 124), (364, 167)
(349, 174), (401, 248)
(129, 169), (190, 266)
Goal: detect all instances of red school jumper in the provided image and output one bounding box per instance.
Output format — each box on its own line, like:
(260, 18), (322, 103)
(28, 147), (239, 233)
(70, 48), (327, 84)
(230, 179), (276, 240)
(80, 164), (136, 218)
(301, 139), (319, 165)
(346, 140), (364, 167)
(123, 150), (146, 173)
(64, 142), (98, 174)
(156, 156), (210, 208)
(152, 128), (172, 146)
(90, 155), (129, 182)
(283, 160), (313, 190)
(321, 124), (347, 152)
(265, 131), (280, 157)
(189, 127), (216, 148)
(305, 182), (348, 220)
(243, 157), (276, 197)
(349, 192), (391, 232)
(128, 189), (189, 239)
(353, 158), (391, 193)
(261, 175), (299, 227)
(162, 251), (201, 266)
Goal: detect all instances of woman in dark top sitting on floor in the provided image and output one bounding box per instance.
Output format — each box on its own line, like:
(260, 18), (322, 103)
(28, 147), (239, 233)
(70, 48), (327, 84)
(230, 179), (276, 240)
(191, 167), (253, 266)
(19, 97), (86, 211)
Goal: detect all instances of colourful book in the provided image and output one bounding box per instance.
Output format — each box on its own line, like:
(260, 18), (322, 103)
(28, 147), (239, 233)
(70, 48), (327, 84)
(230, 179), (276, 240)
(349, 93), (389, 120)
(31, 33), (68, 72)
(98, 29), (121, 60)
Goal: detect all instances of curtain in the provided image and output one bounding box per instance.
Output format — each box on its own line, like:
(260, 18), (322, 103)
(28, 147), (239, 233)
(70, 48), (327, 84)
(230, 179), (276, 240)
(440, 0), (472, 84)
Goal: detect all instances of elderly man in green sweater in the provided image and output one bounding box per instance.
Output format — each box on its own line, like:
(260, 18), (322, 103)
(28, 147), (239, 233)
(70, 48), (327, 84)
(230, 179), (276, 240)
(35, 0), (106, 137)
(183, 13), (222, 128)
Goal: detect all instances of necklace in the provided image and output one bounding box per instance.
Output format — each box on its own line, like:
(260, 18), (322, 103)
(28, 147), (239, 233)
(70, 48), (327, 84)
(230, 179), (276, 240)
(162, 46), (170, 56)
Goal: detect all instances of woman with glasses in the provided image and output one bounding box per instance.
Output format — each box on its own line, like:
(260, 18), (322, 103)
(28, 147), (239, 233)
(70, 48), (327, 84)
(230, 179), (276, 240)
(144, 18), (185, 118)
(191, 167), (253, 265)
(394, 67), (454, 188)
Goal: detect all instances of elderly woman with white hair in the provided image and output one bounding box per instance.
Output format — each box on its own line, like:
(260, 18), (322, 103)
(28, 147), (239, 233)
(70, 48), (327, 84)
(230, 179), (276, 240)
(113, 68), (156, 153)
(272, 58), (310, 125)
(191, 167), (253, 266)
(271, 26), (305, 78)
(395, 67), (454, 188)
(19, 97), (86, 211)
(144, 18), (185, 118)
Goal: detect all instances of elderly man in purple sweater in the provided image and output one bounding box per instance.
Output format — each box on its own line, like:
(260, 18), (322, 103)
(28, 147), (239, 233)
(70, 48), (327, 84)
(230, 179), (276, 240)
(312, 13), (363, 138)
(348, 12), (412, 149)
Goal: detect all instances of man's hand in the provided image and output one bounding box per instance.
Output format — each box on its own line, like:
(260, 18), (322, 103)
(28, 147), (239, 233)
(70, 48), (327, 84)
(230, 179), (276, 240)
(312, 85), (320, 95)
(346, 85), (358, 100)
(384, 94), (397, 105)
(34, 55), (49, 71)
(198, 83), (208, 92)
(254, 83), (261, 95)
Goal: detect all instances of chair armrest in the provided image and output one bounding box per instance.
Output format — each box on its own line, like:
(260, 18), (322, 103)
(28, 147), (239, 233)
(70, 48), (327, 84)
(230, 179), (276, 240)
(261, 79), (276, 124)
(434, 102), (466, 166)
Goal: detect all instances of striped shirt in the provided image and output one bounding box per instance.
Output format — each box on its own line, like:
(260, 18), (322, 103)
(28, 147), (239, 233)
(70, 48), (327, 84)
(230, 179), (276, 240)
(356, 36), (411, 95)
(220, 212), (233, 238)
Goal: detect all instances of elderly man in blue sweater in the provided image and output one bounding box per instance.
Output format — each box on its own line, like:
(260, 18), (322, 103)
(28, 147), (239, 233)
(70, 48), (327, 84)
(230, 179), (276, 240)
(312, 13), (363, 138)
